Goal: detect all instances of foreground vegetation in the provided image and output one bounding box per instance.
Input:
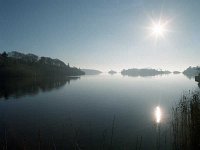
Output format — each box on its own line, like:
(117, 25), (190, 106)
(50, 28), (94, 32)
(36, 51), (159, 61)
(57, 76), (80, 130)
(171, 90), (200, 150)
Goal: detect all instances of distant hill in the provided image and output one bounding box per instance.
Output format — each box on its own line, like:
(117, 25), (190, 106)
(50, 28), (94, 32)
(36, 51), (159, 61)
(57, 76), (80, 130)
(121, 68), (171, 77)
(81, 69), (102, 75)
(183, 66), (200, 77)
(0, 51), (85, 77)
(108, 70), (117, 74)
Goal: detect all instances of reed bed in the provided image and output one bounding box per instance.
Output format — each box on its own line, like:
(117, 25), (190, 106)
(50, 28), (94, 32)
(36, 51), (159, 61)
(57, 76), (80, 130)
(171, 90), (200, 150)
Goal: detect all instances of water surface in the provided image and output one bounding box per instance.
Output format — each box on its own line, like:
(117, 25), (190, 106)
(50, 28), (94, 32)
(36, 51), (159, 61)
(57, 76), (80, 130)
(0, 74), (198, 149)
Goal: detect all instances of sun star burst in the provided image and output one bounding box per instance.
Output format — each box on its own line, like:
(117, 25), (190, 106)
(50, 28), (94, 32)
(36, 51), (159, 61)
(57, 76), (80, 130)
(146, 17), (171, 41)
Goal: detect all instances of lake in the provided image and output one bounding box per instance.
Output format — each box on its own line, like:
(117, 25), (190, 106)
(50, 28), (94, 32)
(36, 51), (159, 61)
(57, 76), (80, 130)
(0, 73), (199, 149)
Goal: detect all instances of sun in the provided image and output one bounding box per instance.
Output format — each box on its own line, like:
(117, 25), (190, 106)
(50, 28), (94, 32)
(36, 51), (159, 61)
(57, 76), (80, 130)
(146, 17), (171, 40)
(152, 23), (165, 36)
(151, 21), (167, 38)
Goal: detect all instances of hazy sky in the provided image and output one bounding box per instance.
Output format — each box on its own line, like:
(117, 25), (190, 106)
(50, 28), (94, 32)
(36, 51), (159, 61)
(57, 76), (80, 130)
(0, 0), (199, 71)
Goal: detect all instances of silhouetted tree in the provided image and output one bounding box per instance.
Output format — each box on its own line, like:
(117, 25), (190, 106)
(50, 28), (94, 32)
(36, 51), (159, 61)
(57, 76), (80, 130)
(0, 51), (85, 77)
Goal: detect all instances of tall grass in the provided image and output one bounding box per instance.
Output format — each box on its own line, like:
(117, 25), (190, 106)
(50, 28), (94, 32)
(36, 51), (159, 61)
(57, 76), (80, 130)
(171, 90), (200, 150)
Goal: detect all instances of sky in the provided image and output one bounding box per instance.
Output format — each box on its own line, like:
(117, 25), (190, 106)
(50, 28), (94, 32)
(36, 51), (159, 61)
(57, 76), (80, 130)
(0, 0), (199, 72)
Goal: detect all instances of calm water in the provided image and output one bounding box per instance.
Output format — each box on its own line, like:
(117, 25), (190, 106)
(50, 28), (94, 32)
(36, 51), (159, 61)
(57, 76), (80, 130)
(0, 74), (199, 149)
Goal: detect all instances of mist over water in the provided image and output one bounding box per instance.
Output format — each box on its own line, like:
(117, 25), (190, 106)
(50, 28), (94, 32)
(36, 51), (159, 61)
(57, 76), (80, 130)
(0, 74), (198, 149)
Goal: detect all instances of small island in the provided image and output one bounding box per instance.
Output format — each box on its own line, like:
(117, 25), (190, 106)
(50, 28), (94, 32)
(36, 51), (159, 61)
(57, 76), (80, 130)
(173, 71), (181, 74)
(183, 66), (200, 76)
(108, 70), (117, 74)
(81, 69), (102, 75)
(183, 66), (200, 79)
(121, 68), (171, 77)
(0, 51), (85, 77)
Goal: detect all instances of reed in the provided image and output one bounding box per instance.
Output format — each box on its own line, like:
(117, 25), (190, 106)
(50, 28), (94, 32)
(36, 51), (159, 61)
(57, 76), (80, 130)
(170, 90), (200, 150)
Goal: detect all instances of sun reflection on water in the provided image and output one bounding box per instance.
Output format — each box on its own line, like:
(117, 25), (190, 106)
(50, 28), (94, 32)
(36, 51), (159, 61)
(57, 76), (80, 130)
(155, 106), (161, 123)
